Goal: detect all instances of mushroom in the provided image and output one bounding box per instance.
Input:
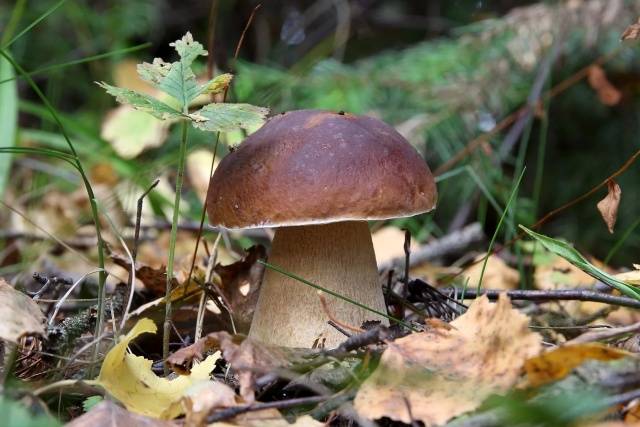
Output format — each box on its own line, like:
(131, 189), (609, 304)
(207, 110), (437, 348)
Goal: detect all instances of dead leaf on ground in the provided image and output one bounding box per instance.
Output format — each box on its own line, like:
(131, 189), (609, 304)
(214, 245), (266, 333)
(587, 65), (622, 106)
(211, 409), (323, 427)
(525, 343), (631, 388)
(167, 331), (286, 403)
(354, 294), (542, 425)
(111, 252), (179, 297)
(66, 400), (176, 427)
(0, 278), (45, 342)
(371, 226), (418, 266)
(186, 149), (220, 203)
(462, 253), (520, 290)
(614, 265), (640, 286)
(97, 318), (220, 419)
(621, 17), (640, 41)
(182, 381), (240, 427)
(597, 180), (622, 234)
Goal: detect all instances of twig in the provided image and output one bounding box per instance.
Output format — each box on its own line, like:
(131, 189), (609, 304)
(567, 321), (640, 345)
(378, 222), (484, 272)
(326, 325), (391, 356)
(403, 229), (411, 291)
(206, 395), (327, 423)
(195, 233), (223, 341)
(451, 287), (640, 310)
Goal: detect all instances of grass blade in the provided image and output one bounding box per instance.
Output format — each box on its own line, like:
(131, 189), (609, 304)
(520, 225), (640, 300)
(0, 54), (18, 198)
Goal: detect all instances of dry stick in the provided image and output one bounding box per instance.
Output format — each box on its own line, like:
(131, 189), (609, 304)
(123, 179), (159, 328)
(184, 3), (262, 293)
(403, 229), (411, 291)
(206, 395), (327, 424)
(453, 287), (640, 310)
(567, 320), (640, 345)
(195, 233), (223, 341)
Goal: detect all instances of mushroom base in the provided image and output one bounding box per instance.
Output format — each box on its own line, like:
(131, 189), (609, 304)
(249, 221), (388, 348)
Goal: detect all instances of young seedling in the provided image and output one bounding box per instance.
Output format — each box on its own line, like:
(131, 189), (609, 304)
(98, 32), (268, 367)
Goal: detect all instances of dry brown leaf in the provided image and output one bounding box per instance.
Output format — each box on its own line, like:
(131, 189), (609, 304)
(597, 180), (622, 234)
(354, 294), (541, 425)
(211, 409), (323, 427)
(621, 17), (640, 41)
(214, 245), (266, 333)
(167, 331), (287, 403)
(525, 343), (631, 388)
(66, 400), (176, 427)
(587, 66), (622, 106)
(182, 381), (240, 427)
(462, 253), (520, 290)
(111, 252), (179, 297)
(614, 267), (640, 286)
(0, 278), (45, 342)
(535, 255), (596, 290)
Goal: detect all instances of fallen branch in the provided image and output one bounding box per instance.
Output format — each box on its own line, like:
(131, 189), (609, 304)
(567, 320), (640, 345)
(449, 287), (640, 310)
(378, 222), (484, 272)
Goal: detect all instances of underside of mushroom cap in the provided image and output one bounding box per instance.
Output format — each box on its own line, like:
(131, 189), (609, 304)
(207, 109), (437, 229)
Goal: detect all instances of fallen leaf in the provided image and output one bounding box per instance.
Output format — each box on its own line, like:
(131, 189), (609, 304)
(97, 318), (220, 419)
(186, 149), (220, 203)
(66, 400), (176, 427)
(587, 66), (622, 106)
(371, 226), (418, 266)
(354, 294), (541, 425)
(615, 267), (640, 286)
(525, 343), (631, 388)
(0, 278), (45, 342)
(597, 180), (622, 233)
(111, 252), (178, 297)
(167, 331), (286, 403)
(182, 381), (240, 427)
(211, 409), (323, 427)
(214, 245), (266, 333)
(621, 17), (640, 41)
(462, 253), (520, 290)
(101, 104), (171, 159)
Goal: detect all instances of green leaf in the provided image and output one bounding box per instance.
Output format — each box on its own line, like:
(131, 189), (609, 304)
(96, 82), (182, 120)
(189, 103), (269, 132)
(0, 54), (17, 198)
(519, 225), (640, 300)
(137, 32), (208, 108)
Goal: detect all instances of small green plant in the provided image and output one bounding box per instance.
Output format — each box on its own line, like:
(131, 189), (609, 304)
(98, 32), (268, 365)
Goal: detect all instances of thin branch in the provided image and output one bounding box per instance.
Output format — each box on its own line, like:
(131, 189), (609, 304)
(206, 395), (327, 423)
(452, 287), (640, 310)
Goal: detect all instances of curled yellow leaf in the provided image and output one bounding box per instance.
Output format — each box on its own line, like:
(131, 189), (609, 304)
(97, 318), (219, 419)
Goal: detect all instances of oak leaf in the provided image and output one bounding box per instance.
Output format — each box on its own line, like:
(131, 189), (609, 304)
(354, 295), (541, 425)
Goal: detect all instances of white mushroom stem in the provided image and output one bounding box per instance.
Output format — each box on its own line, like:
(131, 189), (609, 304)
(249, 221), (388, 348)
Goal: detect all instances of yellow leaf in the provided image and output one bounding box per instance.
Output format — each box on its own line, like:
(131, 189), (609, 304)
(525, 343), (631, 388)
(463, 253), (520, 290)
(354, 295), (542, 425)
(97, 318), (220, 419)
(614, 268), (640, 286)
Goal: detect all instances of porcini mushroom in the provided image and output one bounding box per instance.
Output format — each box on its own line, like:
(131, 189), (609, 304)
(207, 110), (437, 347)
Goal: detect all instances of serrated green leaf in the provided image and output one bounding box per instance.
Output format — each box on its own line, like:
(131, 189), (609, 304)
(519, 225), (640, 300)
(96, 82), (182, 120)
(137, 32), (209, 108)
(189, 103), (269, 132)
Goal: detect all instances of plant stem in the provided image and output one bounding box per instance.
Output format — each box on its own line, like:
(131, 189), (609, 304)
(163, 119), (189, 372)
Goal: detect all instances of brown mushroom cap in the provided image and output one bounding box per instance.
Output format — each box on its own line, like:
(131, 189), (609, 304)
(207, 109), (437, 229)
